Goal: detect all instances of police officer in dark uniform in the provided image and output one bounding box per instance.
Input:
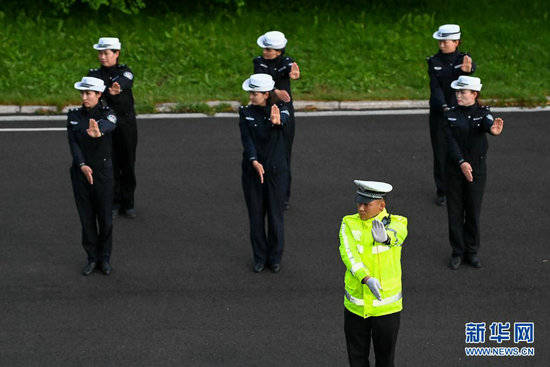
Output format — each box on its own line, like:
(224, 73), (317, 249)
(428, 24), (476, 206)
(68, 76), (117, 276)
(88, 37), (137, 218)
(239, 73), (291, 273)
(254, 31), (300, 209)
(444, 76), (503, 270)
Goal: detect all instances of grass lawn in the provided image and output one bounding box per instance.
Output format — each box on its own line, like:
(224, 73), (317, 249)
(0, 1), (548, 112)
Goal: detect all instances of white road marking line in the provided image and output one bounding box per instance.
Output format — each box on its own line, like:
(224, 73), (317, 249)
(0, 128), (66, 132)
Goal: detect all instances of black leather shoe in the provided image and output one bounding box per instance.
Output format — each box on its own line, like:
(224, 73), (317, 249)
(82, 262), (97, 276)
(270, 264), (281, 273)
(253, 263), (265, 273)
(466, 255), (482, 268)
(284, 202), (290, 211)
(436, 195), (446, 206)
(449, 256), (461, 270)
(124, 208), (137, 219)
(100, 261), (113, 275)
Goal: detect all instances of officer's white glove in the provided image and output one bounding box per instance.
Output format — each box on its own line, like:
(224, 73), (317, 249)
(371, 219), (389, 243)
(365, 277), (383, 301)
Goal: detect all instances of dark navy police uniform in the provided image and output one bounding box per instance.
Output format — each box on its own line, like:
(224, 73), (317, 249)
(239, 102), (290, 267)
(443, 103), (495, 258)
(427, 50), (476, 198)
(68, 105), (117, 262)
(254, 55), (296, 203)
(88, 64), (137, 213)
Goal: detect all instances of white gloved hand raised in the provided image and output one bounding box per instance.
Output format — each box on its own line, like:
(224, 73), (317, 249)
(364, 277), (383, 301)
(371, 219), (389, 243)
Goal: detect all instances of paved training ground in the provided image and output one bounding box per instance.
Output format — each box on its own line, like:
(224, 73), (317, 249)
(1, 111), (548, 366)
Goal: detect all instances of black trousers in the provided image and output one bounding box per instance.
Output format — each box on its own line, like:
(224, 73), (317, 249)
(285, 104), (295, 203)
(446, 160), (486, 257)
(344, 309), (401, 367)
(113, 120), (137, 210)
(242, 165), (288, 266)
(429, 109), (447, 197)
(70, 161), (113, 262)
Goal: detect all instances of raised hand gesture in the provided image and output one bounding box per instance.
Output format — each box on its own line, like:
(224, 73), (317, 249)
(460, 162), (474, 182)
(371, 220), (389, 243)
(461, 55), (472, 73)
(490, 117), (504, 135)
(270, 104), (281, 125)
(86, 119), (101, 138)
(289, 62), (300, 80)
(108, 81), (121, 95)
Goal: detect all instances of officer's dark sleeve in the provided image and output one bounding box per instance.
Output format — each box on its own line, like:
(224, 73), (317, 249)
(428, 58), (446, 110)
(253, 58), (263, 74)
(97, 108), (117, 135)
(112, 67), (134, 90)
(482, 109), (496, 134)
(238, 108), (257, 162)
(276, 103), (290, 127)
(280, 57), (294, 77)
(443, 113), (465, 165)
(67, 113), (86, 167)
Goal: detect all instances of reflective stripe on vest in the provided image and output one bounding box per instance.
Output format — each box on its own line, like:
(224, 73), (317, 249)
(372, 245), (390, 254)
(346, 290), (402, 307)
(345, 290), (365, 306)
(373, 292), (402, 307)
(341, 222), (368, 276)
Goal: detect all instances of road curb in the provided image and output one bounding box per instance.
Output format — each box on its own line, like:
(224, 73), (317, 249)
(1, 98), (549, 116)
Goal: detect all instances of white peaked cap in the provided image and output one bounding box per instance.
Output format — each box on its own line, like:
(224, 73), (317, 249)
(354, 180), (393, 203)
(74, 76), (106, 92)
(93, 37), (121, 50)
(433, 24), (461, 40)
(242, 73), (275, 92)
(451, 75), (482, 91)
(257, 31), (287, 49)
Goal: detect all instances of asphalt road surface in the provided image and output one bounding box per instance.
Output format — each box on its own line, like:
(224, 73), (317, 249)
(1, 111), (548, 366)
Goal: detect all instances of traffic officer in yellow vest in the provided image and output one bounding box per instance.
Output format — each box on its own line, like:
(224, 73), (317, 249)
(339, 180), (408, 367)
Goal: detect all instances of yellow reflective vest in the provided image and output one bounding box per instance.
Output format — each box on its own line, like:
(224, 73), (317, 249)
(339, 208), (408, 318)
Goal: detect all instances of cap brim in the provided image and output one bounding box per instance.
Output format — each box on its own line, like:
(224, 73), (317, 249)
(355, 194), (377, 204)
